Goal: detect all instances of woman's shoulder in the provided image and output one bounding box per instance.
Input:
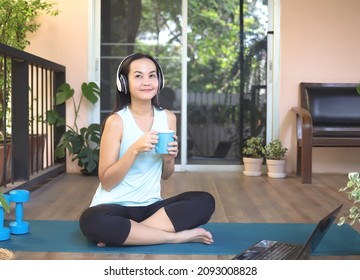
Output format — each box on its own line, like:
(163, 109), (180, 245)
(163, 108), (176, 121)
(104, 112), (123, 130)
(115, 106), (129, 116)
(161, 108), (176, 130)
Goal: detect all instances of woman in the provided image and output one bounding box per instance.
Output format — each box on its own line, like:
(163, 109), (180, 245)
(79, 53), (215, 247)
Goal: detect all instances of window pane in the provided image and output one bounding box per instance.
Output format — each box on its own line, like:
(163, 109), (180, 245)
(100, 0), (182, 163)
(187, 0), (268, 164)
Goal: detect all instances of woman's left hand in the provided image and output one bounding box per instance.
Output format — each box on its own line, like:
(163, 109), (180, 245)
(163, 134), (178, 160)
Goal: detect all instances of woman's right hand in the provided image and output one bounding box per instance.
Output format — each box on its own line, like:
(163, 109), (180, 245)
(133, 130), (159, 153)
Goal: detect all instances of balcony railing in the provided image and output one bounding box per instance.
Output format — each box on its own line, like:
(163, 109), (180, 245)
(0, 43), (66, 191)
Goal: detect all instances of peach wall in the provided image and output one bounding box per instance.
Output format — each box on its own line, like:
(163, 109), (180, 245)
(26, 0), (89, 173)
(280, 0), (360, 174)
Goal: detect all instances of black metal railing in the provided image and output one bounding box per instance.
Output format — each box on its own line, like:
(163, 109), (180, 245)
(0, 43), (66, 191)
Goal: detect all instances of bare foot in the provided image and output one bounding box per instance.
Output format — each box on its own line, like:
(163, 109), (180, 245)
(173, 228), (213, 245)
(96, 228), (213, 247)
(97, 242), (106, 247)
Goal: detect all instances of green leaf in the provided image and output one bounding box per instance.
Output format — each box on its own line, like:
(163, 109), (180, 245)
(46, 110), (57, 125)
(337, 216), (346, 226)
(81, 82), (100, 105)
(54, 145), (66, 159)
(72, 135), (85, 155)
(54, 130), (79, 158)
(77, 146), (99, 174)
(348, 172), (359, 181)
(0, 194), (10, 213)
(55, 83), (74, 105)
(46, 109), (65, 126)
(80, 123), (101, 145)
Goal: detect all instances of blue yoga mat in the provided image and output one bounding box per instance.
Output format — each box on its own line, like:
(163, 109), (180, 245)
(1, 220), (359, 256)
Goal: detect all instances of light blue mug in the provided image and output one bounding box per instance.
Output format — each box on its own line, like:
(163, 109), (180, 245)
(155, 130), (174, 154)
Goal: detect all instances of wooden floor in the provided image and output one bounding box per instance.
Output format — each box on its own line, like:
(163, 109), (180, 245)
(2, 171), (360, 260)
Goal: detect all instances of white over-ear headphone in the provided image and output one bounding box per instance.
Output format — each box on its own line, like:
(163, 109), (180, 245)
(116, 53), (165, 94)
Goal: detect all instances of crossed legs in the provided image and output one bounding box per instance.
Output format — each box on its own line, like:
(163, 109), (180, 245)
(122, 207), (213, 246)
(79, 191), (215, 246)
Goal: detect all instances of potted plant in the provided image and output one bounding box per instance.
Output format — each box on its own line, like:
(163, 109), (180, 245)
(46, 82), (101, 175)
(242, 136), (264, 176)
(338, 172), (360, 226)
(263, 139), (288, 178)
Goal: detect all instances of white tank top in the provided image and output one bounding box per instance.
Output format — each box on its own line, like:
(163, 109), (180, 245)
(90, 106), (169, 207)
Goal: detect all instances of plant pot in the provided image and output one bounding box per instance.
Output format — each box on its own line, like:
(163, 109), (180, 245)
(0, 143), (12, 186)
(266, 159), (286, 178)
(29, 134), (46, 173)
(0, 135), (46, 186)
(243, 157), (263, 176)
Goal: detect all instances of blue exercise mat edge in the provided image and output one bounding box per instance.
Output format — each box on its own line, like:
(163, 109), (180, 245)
(1, 220), (359, 256)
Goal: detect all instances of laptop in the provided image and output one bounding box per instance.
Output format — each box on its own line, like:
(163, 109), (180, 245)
(232, 204), (343, 260)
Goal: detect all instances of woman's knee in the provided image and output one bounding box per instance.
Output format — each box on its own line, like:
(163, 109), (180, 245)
(195, 191), (216, 213)
(79, 206), (101, 238)
(188, 191), (215, 224)
(164, 191), (216, 231)
(79, 206), (131, 246)
(201, 192), (216, 220)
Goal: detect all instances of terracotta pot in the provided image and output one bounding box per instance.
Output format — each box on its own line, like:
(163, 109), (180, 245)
(0, 143), (12, 185)
(0, 134), (46, 185)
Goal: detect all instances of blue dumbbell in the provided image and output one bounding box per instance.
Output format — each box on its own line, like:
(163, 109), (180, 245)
(9, 189), (30, 235)
(0, 194), (11, 241)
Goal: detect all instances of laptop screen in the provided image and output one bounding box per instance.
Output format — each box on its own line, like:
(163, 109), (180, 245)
(296, 204), (343, 259)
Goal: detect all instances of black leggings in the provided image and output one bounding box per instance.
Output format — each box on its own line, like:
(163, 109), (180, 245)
(79, 191), (215, 246)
